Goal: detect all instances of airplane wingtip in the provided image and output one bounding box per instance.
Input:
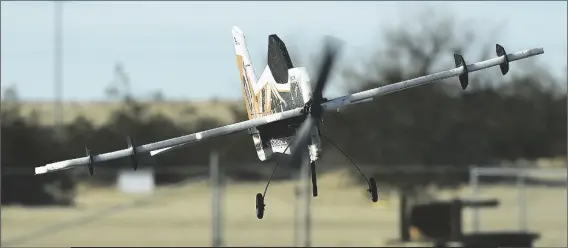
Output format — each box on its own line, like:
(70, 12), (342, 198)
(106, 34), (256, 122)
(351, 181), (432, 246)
(35, 166), (48, 175)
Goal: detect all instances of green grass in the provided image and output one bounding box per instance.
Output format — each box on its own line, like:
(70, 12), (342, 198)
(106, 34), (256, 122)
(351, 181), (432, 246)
(2, 170), (566, 247)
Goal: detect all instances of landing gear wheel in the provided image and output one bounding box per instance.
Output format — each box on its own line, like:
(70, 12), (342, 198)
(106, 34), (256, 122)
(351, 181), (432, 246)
(368, 178), (378, 202)
(256, 193), (265, 219)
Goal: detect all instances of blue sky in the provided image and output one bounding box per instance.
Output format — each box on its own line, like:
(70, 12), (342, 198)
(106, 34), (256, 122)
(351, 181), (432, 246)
(1, 1), (566, 101)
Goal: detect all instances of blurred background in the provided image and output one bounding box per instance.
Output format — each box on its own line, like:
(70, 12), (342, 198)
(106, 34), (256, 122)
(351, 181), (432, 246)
(1, 1), (566, 247)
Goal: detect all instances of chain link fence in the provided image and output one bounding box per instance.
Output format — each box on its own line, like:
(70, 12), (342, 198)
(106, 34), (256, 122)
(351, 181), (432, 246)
(2, 161), (566, 247)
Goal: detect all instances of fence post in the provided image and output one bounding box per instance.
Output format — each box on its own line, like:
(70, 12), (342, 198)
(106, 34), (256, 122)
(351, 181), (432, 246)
(517, 169), (527, 231)
(210, 151), (223, 247)
(294, 182), (301, 247)
(399, 187), (410, 242)
(469, 166), (480, 232)
(300, 153), (312, 247)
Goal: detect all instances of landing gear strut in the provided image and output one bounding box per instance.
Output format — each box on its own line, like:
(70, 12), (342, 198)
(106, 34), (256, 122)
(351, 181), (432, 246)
(320, 133), (379, 203)
(310, 161), (318, 197)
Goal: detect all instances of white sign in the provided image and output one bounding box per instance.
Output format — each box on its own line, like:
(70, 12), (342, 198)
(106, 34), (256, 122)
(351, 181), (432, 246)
(117, 169), (155, 194)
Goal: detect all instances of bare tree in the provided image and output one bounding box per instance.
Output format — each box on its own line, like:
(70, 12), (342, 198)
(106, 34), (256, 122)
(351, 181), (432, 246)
(1, 84), (22, 122)
(105, 61), (132, 101)
(342, 9), (505, 95)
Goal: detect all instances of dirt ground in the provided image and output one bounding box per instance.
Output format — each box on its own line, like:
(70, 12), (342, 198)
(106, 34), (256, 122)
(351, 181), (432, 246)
(2, 171), (566, 247)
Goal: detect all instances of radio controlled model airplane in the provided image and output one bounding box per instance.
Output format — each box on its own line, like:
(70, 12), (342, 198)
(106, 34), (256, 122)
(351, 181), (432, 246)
(34, 26), (544, 219)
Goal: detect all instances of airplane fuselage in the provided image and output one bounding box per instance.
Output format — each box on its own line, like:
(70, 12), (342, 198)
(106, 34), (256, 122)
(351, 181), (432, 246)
(232, 27), (322, 163)
(247, 67), (323, 163)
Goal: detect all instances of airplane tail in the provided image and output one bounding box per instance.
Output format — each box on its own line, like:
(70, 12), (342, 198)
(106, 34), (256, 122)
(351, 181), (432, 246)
(232, 26), (258, 120)
(232, 26), (308, 119)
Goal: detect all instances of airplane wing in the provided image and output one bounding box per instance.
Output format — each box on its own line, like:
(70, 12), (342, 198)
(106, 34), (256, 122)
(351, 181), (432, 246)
(320, 45), (544, 111)
(35, 44), (543, 176)
(34, 107), (304, 175)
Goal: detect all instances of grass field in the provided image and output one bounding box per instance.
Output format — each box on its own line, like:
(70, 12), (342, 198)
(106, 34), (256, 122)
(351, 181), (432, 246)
(2, 170), (566, 247)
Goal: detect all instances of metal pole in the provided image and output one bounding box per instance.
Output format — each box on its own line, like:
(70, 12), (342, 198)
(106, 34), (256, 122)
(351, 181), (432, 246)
(469, 167), (480, 232)
(210, 151), (223, 247)
(300, 154), (311, 247)
(399, 188), (410, 242)
(294, 182), (301, 247)
(54, 1), (64, 141)
(517, 170), (527, 231)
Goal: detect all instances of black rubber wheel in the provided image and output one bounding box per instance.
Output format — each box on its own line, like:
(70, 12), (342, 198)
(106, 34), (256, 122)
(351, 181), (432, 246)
(256, 193), (265, 219)
(369, 178), (378, 202)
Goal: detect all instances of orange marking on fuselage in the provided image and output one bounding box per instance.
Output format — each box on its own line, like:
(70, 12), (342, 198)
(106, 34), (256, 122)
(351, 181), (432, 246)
(236, 55), (254, 120)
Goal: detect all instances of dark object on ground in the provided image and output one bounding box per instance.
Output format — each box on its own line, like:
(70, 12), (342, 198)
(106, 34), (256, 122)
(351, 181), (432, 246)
(409, 198), (498, 242)
(461, 232), (540, 248)
(401, 197), (540, 248)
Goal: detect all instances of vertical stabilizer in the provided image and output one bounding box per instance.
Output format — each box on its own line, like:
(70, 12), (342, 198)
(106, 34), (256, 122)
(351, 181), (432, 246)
(232, 26), (263, 119)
